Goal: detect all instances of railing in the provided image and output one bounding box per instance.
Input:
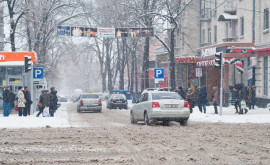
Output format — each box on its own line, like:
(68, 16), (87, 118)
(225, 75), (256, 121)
(200, 8), (212, 22)
(224, 0), (237, 15)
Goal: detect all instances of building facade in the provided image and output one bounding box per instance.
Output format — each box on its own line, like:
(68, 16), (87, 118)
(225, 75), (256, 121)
(253, 0), (270, 107)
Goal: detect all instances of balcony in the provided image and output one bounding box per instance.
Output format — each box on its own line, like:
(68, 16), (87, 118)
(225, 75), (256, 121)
(199, 8), (212, 22)
(223, 36), (238, 42)
(224, 0), (237, 15)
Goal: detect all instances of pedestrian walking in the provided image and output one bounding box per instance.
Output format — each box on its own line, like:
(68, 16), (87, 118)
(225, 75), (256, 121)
(232, 87), (241, 114)
(17, 86), (26, 117)
(36, 90), (45, 117)
(9, 86), (15, 111)
(197, 86), (208, 113)
(24, 87), (32, 116)
(49, 87), (58, 117)
(186, 88), (194, 113)
(178, 86), (186, 100)
(247, 86), (253, 109)
(211, 86), (218, 114)
(3, 86), (12, 117)
(251, 85), (256, 109)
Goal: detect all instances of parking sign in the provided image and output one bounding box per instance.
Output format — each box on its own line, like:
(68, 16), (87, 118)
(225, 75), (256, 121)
(33, 68), (44, 79)
(154, 68), (164, 78)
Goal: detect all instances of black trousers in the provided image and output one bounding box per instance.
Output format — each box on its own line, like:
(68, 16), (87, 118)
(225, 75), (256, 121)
(18, 107), (25, 116)
(37, 107), (44, 117)
(25, 106), (31, 115)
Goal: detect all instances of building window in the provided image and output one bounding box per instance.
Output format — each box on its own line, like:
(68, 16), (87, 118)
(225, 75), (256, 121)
(225, 22), (229, 38)
(182, 32), (185, 47)
(208, 27), (211, 43)
(264, 56), (268, 96)
(240, 17), (244, 36)
(202, 29), (205, 43)
(214, 25), (217, 43)
(213, 0), (217, 16)
(264, 8), (269, 30)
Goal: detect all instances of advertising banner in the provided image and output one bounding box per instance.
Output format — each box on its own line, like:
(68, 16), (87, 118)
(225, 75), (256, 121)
(71, 27), (84, 37)
(97, 28), (115, 38)
(84, 28), (97, 37)
(57, 26), (71, 36)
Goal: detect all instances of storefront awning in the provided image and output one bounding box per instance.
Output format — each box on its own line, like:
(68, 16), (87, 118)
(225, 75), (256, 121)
(218, 13), (238, 21)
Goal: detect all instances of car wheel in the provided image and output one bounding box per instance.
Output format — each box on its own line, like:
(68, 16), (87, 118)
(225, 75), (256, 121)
(180, 120), (188, 126)
(144, 112), (150, 125)
(130, 111), (137, 124)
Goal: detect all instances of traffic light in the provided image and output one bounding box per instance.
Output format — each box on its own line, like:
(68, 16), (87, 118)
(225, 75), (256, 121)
(24, 56), (32, 72)
(214, 52), (223, 69)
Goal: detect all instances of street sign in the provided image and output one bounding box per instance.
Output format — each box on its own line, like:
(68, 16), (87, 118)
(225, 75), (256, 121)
(154, 68), (164, 78)
(196, 68), (202, 77)
(33, 68), (44, 79)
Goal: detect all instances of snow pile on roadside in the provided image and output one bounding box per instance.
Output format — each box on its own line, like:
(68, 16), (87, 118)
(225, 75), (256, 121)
(0, 103), (70, 128)
(189, 106), (270, 124)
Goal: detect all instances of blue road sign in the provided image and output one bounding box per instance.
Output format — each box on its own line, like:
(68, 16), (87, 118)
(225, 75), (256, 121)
(33, 68), (44, 79)
(154, 68), (164, 78)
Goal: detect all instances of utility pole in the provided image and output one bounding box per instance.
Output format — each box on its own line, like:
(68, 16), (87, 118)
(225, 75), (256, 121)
(0, 1), (4, 51)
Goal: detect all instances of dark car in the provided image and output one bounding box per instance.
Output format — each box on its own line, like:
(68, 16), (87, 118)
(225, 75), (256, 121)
(106, 94), (128, 109)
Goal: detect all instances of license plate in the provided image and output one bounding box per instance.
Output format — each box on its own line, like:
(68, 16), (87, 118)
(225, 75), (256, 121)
(165, 104), (178, 108)
(116, 101), (122, 103)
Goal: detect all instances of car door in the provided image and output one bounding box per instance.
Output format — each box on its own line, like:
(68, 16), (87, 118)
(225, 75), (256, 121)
(137, 93), (149, 120)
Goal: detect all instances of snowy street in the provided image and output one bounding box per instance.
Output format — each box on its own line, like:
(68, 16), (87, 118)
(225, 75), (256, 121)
(0, 102), (269, 164)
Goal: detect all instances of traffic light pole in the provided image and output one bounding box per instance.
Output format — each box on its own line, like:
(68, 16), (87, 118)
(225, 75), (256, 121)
(219, 53), (223, 116)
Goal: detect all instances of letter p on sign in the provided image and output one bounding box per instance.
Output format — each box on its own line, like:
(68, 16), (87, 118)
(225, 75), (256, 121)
(154, 68), (164, 78)
(33, 68), (44, 79)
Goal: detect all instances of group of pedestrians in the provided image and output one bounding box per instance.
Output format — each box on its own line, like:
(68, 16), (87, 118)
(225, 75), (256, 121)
(176, 84), (256, 115)
(36, 87), (58, 117)
(233, 85), (256, 114)
(3, 86), (32, 117)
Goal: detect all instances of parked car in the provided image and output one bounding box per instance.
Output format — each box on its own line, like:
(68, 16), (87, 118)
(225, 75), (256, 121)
(77, 93), (102, 113)
(58, 96), (68, 102)
(130, 91), (190, 126)
(106, 94), (128, 109)
(112, 90), (132, 100)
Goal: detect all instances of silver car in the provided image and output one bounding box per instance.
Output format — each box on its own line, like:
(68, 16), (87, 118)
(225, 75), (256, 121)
(130, 91), (190, 126)
(77, 93), (102, 113)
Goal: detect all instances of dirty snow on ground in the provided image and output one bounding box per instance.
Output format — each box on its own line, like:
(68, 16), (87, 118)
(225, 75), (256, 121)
(0, 101), (269, 128)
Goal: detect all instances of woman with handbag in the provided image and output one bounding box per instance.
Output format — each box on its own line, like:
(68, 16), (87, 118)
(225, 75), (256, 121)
(17, 86), (26, 117)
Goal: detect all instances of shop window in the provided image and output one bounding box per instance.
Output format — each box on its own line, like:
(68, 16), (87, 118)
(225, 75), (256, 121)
(263, 56), (268, 96)
(7, 67), (22, 75)
(0, 67), (6, 86)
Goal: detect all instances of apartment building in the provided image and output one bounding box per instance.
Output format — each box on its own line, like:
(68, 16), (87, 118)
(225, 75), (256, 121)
(197, 0), (254, 101)
(253, 0), (270, 107)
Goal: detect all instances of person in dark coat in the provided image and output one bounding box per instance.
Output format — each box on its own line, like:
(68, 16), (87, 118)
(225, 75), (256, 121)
(247, 86), (253, 109)
(197, 86), (208, 113)
(186, 88), (194, 113)
(36, 90), (46, 117)
(232, 87), (241, 114)
(49, 87), (58, 117)
(178, 86), (186, 100)
(3, 86), (12, 117)
(211, 86), (219, 114)
(24, 87), (32, 116)
(251, 85), (256, 109)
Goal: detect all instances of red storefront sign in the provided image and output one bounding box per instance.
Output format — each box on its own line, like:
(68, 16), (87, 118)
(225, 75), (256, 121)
(175, 57), (196, 63)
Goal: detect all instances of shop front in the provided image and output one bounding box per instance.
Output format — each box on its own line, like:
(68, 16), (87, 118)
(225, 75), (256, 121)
(175, 57), (198, 91)
(0, 52), (37, 114)
(198, 44), (254, 104)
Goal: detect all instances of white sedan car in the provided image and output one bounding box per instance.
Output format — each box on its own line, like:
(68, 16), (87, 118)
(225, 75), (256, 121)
(130, 91), (190, 126)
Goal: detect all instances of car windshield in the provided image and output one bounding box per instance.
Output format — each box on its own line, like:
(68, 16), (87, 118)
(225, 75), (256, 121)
(81, 94), (99, 99)
(112, 95), (125, 99)
(152, 93), (181, 100)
